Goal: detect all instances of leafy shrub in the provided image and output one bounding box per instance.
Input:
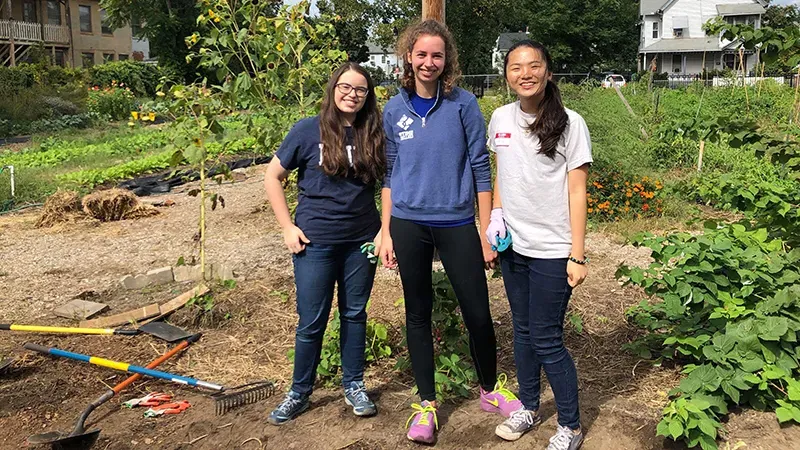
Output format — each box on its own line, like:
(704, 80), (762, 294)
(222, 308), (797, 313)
(87, 84), (136, 121)
(619, 221), (800, 449)
(587, 161), (665, 221)
(89, 61), (162, 97)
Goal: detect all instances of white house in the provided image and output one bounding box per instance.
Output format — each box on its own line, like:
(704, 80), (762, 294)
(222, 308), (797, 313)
(362, 42), (400, 78)
(492, 32), (530, 74)
(639, 0), (767, 75)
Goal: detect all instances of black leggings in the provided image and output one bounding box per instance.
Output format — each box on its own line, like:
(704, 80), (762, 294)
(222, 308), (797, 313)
(391, 216), (497, 401)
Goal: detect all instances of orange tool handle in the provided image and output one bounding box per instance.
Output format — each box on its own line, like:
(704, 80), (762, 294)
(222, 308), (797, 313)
(113, 334), (201, 394)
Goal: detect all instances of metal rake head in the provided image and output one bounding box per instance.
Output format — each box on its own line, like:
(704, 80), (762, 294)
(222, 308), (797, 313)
(213, 380), (275, 415)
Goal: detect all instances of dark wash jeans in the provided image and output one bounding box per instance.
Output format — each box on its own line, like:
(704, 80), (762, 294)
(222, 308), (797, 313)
(500, 250), (580, 429)
(290, 242), (377, 396)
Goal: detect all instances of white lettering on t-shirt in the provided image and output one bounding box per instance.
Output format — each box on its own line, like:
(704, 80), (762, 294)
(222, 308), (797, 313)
(318, 143), (355, 166)
(399, 130), (414, 141)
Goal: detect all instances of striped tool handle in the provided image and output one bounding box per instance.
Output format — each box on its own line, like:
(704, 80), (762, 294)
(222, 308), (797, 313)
(23, 342), (223, 391)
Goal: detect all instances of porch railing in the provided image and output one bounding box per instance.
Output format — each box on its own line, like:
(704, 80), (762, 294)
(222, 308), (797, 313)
(0, 20), (70, 44)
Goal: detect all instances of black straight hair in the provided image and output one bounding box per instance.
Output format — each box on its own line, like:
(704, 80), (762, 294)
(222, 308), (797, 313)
(503, 40), (568, 159)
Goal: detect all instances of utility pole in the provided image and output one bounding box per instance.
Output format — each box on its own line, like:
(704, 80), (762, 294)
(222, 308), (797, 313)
(422, 0), (445, 22)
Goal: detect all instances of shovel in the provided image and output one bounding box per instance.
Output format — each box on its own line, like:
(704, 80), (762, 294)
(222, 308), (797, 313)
(1, 322), (192, 343)
(0, 357), (12, 374)
(24, 343), (274, 415)
(27, 334), (201, 450)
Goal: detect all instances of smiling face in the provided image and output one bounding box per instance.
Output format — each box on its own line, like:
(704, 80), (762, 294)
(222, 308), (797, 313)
(505, 46), (552, 101)
(407, 34), (446, 89)
(333, 70), (369, 118)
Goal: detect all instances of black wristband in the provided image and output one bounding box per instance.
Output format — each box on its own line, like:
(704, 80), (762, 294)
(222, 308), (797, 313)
(569, 255), (588, 265)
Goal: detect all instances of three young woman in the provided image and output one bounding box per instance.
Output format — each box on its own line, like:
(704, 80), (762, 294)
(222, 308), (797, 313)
(264, 21), (590, 450)
(486, 40), (591, 450)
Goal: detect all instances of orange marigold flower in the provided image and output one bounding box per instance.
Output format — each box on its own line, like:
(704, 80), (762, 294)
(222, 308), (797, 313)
(642, 204), (650, 212)
(626, 191), (633, 197)
(588, 208), (594, 213)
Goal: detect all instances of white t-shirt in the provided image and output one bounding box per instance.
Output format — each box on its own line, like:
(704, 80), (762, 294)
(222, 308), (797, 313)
(487, 101), (593, 258)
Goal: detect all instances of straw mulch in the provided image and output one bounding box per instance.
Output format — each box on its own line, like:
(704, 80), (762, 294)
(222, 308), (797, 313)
(34, 190), (83, 228)
(81, 188), (159, 222)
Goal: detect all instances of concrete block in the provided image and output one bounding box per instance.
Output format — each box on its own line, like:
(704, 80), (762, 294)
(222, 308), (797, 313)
(146, 266), (174, 285)
(121, 274), (149, 290)
(174, 264), (204, 282)
(212, 264), (235, 281)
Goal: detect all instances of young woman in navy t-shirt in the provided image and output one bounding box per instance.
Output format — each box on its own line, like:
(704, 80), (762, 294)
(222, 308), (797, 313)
(264, 62), (385, 425)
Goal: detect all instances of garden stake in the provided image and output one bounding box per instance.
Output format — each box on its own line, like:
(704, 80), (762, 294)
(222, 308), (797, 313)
(26, 333), (201, 450)
(24, 343), (274, 415)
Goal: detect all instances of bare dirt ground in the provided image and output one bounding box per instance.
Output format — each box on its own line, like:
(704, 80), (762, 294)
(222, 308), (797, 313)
(1, 165), (798, 450)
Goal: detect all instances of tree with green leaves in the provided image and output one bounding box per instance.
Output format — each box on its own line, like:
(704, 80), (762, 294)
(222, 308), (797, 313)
(763, 2), (800, 30)
(317, 0), (372, 63)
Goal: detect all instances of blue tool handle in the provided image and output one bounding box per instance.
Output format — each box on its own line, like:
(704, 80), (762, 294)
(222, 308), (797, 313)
(24, 343), (225, 391)
(491, 233), (513, 252)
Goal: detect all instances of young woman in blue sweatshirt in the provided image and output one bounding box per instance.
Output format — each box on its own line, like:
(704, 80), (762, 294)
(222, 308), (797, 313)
(378, 19), (521, 444)
(264, 62), (385, 425)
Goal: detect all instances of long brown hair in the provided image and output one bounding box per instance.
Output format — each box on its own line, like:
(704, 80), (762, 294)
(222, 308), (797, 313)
(503, 40), (568, 159)
(396, 19), (461, 96)
(319, 62), (386, 184)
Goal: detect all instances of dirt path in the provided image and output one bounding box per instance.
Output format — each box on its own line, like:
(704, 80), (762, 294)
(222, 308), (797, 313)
(0, 166), (797, 449)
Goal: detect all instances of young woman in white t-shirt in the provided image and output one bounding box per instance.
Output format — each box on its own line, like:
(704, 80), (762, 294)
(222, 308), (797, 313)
(485, 40), (592, 450)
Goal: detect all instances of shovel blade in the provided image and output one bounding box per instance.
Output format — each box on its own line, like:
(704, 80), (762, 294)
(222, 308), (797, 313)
(0, 358), (12, 373)
(28, 429), (100, 449)
(137, 322), (192, 343)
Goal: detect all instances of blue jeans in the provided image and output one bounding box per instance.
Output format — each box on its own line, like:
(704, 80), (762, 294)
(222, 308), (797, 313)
(290, 242), (377, 396)
(500, 250), (580, 429)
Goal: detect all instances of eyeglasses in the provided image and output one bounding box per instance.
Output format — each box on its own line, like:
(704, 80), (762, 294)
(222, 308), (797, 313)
(336, 83), (369, 97)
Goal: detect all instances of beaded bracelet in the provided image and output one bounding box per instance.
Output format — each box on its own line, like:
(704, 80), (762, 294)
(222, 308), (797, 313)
(568, 255), (588, 265)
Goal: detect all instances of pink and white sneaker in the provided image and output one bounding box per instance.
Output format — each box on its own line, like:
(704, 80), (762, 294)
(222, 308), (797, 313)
(480, 373), (523, 418)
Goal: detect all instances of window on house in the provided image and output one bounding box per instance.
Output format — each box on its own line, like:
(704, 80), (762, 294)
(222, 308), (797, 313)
(672, 54), (682, 73)
(54, 49), (65, 66)
(652, 22), (659, 39)
(23, 0), (37, 22)
(119, 54), (129, 61)
(131, 18), (142, 36)
(673, 28), (683, 38)
(47, 1), (61, 25)
(81, 52), (94, 67)
(724, 53), (736, 70)
(79, 6), (92, 33)
(101, 9), (113, 34)
(382, 55), (387, 64)
(103, 53), (114, 63)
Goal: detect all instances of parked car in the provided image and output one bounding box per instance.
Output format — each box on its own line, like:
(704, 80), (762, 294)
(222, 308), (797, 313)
(601, 74), (626, 88)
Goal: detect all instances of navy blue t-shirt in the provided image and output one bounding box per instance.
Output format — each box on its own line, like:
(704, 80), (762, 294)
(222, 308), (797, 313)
(275, 116), (380, 244)
(409, 92), (437, 118)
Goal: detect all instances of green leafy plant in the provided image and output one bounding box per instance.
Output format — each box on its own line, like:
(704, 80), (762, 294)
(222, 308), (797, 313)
(618, 220), (800, 449)
(287, 305), (393, 387)
(86, 83), (137, 121)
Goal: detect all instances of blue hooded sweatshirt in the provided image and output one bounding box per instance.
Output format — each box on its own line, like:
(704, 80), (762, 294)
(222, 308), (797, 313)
(383, 85), (491, 222)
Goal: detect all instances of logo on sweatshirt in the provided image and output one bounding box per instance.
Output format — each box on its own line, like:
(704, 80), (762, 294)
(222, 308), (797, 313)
(396, 115), (414, 130)
(399, 130), (414, 141)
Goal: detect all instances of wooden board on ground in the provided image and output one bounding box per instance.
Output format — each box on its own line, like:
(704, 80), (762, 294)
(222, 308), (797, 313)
(79, 304), (160, 328)
(141, 284), (210, 325)
(53, 299), (109, 320)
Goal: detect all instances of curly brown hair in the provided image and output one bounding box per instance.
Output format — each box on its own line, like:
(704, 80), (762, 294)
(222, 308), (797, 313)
(396, 19), (461, 96)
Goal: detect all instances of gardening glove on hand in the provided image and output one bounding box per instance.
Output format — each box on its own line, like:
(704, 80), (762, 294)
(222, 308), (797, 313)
(485, 208), (507, 247)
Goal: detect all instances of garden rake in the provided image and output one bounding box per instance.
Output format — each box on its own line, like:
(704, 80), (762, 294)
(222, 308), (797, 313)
(24, 343), (274, 415)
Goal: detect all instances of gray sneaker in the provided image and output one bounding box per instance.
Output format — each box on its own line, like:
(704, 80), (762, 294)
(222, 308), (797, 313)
(495, 408), (542, 441)
(267, 391), (310, 425)
(344, 381), (377, 416)
(547, 425), (584, 450)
